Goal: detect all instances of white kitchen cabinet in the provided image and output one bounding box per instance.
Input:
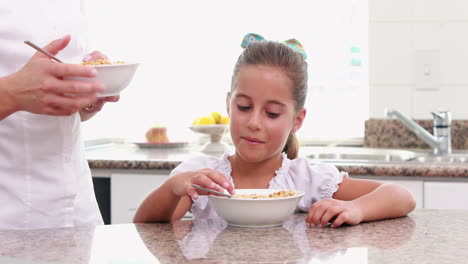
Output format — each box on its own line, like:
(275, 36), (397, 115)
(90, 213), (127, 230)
(424, 181), (468, 210)
(379, 179), (424, 209)
(111, 172), (169, 224)
(351, 176), (424, 209)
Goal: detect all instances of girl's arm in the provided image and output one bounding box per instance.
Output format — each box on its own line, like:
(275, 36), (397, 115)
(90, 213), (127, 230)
(133, 179), (192, 223)
(334, 177), (416, 221)
(307, 177), (416, 227)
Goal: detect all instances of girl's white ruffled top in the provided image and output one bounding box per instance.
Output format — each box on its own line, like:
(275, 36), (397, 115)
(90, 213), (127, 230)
(169, 152), (346, 220)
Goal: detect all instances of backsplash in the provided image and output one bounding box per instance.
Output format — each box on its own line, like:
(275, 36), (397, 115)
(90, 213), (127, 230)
(365, 119), (468, 150)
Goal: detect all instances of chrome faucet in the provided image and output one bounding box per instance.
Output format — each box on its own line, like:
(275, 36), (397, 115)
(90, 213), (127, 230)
(384, 108), (452, 155)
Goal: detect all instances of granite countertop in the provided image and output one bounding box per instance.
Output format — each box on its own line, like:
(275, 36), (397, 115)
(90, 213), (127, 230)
(0, 209), (466, 264)
(86, 143), (468, 178)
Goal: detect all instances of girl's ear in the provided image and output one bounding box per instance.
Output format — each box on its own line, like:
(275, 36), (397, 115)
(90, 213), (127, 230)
(226, 92), (231, 116)
(291, 108), (306, 133)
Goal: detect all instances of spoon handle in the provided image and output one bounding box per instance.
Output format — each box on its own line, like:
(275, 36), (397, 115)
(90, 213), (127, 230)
(191, 184), (232, 198)
(24, 40), (63, 63)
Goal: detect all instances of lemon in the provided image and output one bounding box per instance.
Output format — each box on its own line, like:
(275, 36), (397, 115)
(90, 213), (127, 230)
(219, 116), (230, 124)
(192, 118), (201, 125)
(210, 111), (222, 124)
(198, 116), (216, 125)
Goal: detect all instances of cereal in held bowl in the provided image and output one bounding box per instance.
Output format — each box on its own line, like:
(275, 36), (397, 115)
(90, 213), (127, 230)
(67, 59), (139, 97)
(81, 59), (126, 66)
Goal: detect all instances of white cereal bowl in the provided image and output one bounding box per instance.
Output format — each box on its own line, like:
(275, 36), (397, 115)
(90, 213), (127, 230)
(208, 189), (304, 228)
(67, 63), (139, 97)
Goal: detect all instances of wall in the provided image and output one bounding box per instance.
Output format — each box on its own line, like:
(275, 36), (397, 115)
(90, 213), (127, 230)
(369, 0), (468, 119)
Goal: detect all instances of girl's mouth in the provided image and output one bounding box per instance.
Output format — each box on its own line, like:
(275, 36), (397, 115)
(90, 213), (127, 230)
(243, 137), (264, 144)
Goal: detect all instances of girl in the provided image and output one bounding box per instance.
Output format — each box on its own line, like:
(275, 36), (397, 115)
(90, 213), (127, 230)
(134, 37), (416, 227)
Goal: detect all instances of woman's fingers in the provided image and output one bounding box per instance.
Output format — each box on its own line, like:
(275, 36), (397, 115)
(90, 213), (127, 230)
(32, 35), (71, 60)
(41, 78), (103, 95)
(48, 62), (98, 78)
(36, 77), (101, 115)
(100, 95), (120, 103)
(41, 93), (98, 116)
(83, 50), (109, 62)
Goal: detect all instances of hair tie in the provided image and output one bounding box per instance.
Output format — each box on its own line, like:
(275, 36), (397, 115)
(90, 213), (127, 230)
(240, 33), (307, 59)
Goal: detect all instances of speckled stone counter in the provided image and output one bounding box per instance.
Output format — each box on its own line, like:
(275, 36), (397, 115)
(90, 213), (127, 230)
(365, 119), (468, 149)
(0, 210), (466, 264)
(86, 143), (468, 178)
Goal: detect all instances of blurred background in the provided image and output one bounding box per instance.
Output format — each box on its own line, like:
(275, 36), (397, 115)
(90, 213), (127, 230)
(81, 0), (368, 143)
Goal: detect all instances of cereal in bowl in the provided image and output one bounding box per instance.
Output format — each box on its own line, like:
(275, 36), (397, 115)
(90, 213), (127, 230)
(81, 59), (125, 66)
(233, 190), (297, 199)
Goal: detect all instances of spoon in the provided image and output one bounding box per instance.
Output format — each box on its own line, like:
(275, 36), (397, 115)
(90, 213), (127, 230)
(191, 184), (232, 198)
(24, 40), (63, 63)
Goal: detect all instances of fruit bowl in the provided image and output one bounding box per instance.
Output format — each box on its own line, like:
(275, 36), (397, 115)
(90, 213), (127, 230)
(189, 124), (229, 153)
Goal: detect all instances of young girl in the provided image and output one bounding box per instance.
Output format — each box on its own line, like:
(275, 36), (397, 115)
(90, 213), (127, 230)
(134, 35), (416, 228)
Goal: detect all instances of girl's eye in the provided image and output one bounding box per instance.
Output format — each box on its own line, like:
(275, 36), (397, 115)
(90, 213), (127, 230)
(237, 105), (251, 111)
(267, 112), (280, 118)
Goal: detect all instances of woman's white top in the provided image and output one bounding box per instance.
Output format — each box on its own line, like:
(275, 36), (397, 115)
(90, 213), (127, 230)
(169, 152), (346, 220)
(0, 0), (103, 229)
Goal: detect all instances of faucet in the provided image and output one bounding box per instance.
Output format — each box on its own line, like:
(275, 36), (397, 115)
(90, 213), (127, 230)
(384, 108), (452, 155)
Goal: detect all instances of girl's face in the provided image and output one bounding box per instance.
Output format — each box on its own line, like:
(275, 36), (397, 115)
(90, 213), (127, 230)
(227, 65), (305, 163)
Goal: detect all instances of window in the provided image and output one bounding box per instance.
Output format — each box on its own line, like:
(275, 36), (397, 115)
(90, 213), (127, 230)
(82, 0), (368, 142)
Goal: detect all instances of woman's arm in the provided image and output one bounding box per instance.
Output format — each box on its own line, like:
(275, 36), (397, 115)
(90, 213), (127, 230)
(0, 76), (19, 120)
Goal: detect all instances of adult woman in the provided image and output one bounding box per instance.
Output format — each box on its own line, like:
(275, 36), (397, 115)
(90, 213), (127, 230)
(0, 1), (117, 229)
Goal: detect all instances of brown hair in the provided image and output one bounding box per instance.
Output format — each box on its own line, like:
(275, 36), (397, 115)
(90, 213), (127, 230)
(230, 40), (308, 159)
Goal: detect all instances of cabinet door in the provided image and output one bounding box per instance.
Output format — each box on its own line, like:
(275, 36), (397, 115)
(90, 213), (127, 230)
(350, 176), (423, 209)
(377, 180), (424, 209)
(111, 173), (169, 224)
(424, 182), (468, 210)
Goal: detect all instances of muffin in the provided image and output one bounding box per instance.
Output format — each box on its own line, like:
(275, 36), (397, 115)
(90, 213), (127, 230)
(145, 125), (169, 143)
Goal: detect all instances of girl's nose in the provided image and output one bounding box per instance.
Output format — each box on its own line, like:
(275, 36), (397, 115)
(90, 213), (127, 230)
(247, 110), (262, 131)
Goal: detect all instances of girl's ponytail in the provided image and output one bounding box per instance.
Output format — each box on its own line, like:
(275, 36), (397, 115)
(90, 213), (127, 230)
(283, 133), (299, 159)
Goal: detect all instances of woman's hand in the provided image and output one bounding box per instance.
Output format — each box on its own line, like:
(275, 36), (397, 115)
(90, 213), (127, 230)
(168, 168), (235, 200)
(6, 35), (103, 116)
(82, 50), (108, 63)
(80, 96), (119, 113)
(306, 198), (363, 228)
(79, 50), (119, 120)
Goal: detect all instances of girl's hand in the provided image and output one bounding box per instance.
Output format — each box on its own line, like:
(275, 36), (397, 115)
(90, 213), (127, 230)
(306, 198), (363, 228)
(169, 168), (235, 200)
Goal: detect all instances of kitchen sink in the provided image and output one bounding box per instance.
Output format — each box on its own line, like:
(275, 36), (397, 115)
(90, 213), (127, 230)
(304, 147), (417, 163)
(409, 153), (468, 163)
(304, 147), (468, 164)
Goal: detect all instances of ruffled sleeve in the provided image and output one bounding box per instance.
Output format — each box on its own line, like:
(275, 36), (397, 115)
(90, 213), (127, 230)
(169, 155), (220, 177)
(271, 157), (345, 212)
